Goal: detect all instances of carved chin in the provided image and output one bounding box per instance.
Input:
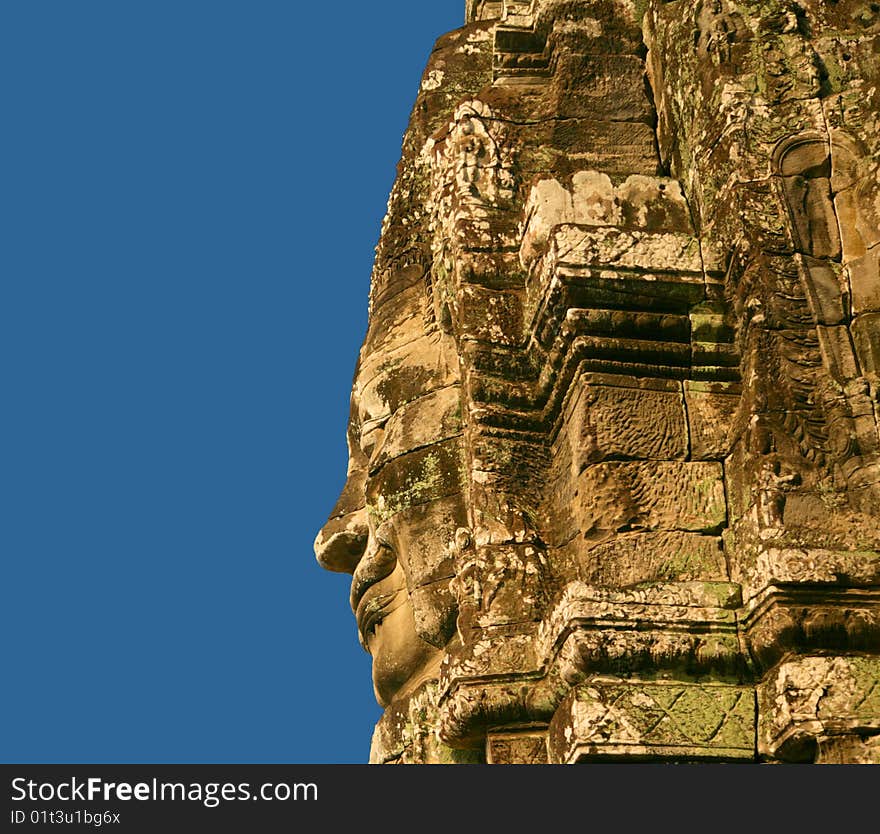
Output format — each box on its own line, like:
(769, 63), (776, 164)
(367, 599), (443, 708)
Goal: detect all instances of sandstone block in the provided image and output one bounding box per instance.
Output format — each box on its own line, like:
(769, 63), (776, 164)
(549, 681), (755, 763)
(572, 460), (727, 537)
(565, 374), (687, 464)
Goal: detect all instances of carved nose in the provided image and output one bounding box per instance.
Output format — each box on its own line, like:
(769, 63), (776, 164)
(314, 512), (368, 574)
(314, 436), (369, 573)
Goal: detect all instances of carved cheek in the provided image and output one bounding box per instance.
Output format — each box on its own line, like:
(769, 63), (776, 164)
(387, 498), (467, 650)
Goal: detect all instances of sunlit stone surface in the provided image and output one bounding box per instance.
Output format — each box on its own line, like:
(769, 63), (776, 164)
(315, 0), (880, 764)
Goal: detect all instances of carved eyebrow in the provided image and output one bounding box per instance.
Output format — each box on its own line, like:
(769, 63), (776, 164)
(360, 413), (391, 435)
(355, 385), (391, 438)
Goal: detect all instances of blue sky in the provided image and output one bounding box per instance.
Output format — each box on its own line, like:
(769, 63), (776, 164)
(2, 1), (464, 763)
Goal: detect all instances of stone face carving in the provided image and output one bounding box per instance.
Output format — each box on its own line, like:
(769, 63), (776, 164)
(315, 0), (880, 763)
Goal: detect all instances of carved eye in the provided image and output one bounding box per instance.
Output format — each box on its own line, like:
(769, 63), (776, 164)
(358, 405), (389, 463)
(360, 426), (385, 462)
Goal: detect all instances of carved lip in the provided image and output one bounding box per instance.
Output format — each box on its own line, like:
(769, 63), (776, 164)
(349, 541), (398, 640)
(355, 583), (402, 644)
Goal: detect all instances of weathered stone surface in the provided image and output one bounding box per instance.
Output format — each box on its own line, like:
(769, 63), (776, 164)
(549, 681), (755, 763)
(850, 249), (880, 313)
(683, 381), (741, 460)
(571, 461), (727, 538)
(372, 386), (462, 471)
(486, 731), (549, 764)
(369, 682), (482, 764)
(758, 655), (880, 762)
(550, 226), (704, 275)
(852, 313), (880, 375)
(563, 374), (688, 464)
(572, 531), (728, 587)
(539, 580), (743, 680)
(315, 0), (880, 763)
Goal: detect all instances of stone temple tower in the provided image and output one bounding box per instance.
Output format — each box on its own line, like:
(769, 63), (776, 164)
(315, 0), (880, 763)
